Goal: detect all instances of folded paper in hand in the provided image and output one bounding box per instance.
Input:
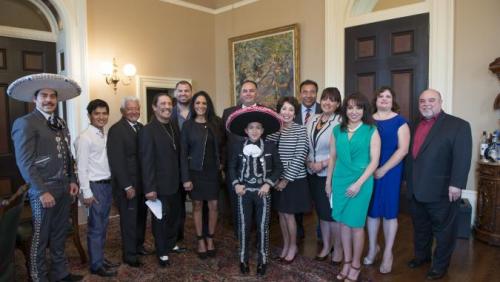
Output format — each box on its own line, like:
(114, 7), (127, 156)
(146, 199), (163, 220)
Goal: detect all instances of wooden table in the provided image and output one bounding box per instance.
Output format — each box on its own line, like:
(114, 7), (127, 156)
(475, 161), (500, 246)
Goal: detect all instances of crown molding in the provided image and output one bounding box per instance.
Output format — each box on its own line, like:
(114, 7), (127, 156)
(0, 25), (57, 42)
(160, 0), (259, 15)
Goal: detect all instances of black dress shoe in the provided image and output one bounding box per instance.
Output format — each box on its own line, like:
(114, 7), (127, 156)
(158, 257), (170, 267)
(103, 258), (121, 268)
(137, 246), (155, 255)
(91, 266), (117, 277)
(124, 259), (143, 268)
(240, 262), (250, 274)
(407, 258), (431, 269)
(257, 263), (267, 276)
(171, 245), (188, 253)
(58, 273), (83, 282)
(426, 269), (446, 280)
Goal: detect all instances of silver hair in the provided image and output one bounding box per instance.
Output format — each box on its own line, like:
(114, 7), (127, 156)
(120, 96), (140, 110)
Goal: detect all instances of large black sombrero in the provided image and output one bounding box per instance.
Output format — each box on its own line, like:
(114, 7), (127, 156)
(6, 73), (81, 102)
(226, 106), (283, 137)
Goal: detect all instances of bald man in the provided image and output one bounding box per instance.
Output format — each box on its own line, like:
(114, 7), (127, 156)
(405, 89), (472, 280)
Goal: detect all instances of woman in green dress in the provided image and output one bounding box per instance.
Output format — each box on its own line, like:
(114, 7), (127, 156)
(325, 92), (381, 281)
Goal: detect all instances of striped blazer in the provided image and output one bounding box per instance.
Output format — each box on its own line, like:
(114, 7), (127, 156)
(267, 122), (309, 181)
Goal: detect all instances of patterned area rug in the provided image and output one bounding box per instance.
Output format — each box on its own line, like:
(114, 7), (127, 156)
(14, 216), (343, 281)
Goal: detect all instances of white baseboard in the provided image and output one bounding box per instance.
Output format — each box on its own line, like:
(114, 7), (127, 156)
(462, 190), (477, 227)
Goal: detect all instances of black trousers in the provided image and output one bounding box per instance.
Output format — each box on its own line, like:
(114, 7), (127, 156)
(409, 196), (459, 272)
(177, 187), (187, 241)
(152, 192), (181, 257)
(29, 188), (71, 282)
(226, 177), (239, 237)
(237, 190), (271, 265)
(115, 190), (147, 263)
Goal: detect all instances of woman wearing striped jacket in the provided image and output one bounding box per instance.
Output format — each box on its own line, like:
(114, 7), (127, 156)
(267, 96), (311, 263)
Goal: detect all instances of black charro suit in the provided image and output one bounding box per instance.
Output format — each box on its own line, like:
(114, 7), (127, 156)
(107, 117), (146, 263)
(139, 116), (181, 258)
(406, 112), (472, 273)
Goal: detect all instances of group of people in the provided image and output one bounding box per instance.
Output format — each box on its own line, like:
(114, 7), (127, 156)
(7, 72), (472, 282)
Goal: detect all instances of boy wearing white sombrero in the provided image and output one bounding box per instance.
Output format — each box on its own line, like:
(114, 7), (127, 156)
(226, 106), (283, 276)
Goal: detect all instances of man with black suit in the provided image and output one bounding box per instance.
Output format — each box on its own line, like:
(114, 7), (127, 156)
(139, 93), (181, 267)
(107, 97), (151, 268)
(294, 79), (322, 240)
(221, 80), (258, 235)
(406, 89), (472, 280)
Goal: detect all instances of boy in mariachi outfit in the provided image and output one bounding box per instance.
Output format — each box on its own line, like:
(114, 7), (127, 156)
(226, 106), (283, 276)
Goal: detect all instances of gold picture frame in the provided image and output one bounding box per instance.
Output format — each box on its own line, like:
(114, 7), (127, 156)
(229, 24), (300, 107)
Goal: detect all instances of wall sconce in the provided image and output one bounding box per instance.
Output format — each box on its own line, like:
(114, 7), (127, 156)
(101, 58), (137, 93)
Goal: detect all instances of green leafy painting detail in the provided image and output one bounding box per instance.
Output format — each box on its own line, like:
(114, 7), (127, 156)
(233, 30), (295, 107)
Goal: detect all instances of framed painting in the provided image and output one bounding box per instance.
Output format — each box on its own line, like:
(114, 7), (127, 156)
(229, 24), (300, 107)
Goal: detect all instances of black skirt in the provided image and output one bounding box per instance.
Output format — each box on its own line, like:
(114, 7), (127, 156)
(272, 177), (311, 214)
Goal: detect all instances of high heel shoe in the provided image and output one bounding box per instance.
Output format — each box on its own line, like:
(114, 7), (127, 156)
(335, 261), (351, 281)
(206, 233), (216, 257)
(315, 246), (333, 261)
(379, 254), (393, 274)
(362, 245), (380, 265)
(345, 264), (361, 282)
(196, 235), (207, 259)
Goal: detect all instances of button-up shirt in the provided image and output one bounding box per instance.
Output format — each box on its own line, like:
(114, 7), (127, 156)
(412, 112), (441, 158)
(301, 104), (316, 125)
(75, 124), (111, 198)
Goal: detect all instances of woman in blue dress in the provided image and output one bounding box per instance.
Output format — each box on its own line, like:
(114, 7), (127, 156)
(363, 87), (410, 274)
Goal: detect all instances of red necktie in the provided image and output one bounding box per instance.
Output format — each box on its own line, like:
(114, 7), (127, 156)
(304, 108), (311, 124)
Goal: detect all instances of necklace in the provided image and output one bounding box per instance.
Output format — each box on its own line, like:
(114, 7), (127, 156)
(160, 122), (177, 151)
(347, 122), (363, 133)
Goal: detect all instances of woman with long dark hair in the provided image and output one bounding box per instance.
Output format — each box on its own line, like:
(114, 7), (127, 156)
(180, 91), (224, 259)
(326, 92), (381, 281)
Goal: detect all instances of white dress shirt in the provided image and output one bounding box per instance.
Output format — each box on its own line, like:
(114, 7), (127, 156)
(75, 124), (111, 198)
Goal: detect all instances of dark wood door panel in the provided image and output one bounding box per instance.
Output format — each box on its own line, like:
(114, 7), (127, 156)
(345, 13), (429, 123)
(0, 36), (56, 194)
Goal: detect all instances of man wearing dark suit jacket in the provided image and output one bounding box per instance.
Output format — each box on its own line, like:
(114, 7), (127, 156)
(107, 97), (151, 268)
(139, 93), (181, 267)
(294, 79), (322, 240)
(406, 89), (472, 280)
(221, 80), (259, 235)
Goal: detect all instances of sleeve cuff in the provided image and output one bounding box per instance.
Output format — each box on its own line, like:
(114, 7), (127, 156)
(81, 187), (93, 199)
(264, 179), (275, 187)
(124, 186), (132, 191)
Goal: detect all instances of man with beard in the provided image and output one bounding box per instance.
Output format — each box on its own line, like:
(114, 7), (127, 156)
(406, 89), (472, 280)
(170, 81), (192, 248)
(139, 93), (181, 267)
(107, 97), (152, 268)
(9, 73), (82, 282)
(221, 80), (259, 235)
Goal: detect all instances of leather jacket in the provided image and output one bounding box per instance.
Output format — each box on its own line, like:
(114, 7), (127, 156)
(180, 118), (224, 183)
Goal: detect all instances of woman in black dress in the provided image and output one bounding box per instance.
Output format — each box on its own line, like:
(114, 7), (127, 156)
(180, 91), (224, 259)
(267, 97), (311, 263)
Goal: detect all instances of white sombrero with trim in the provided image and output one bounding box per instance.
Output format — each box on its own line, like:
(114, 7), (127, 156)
(6, 73), (81, 102)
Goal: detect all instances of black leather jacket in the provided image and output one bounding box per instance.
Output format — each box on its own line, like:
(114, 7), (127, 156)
(180, 118), (224, 183)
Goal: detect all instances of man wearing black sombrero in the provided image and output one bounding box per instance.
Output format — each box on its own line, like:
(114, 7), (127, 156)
(9, 73), (83, 282)
(226, 106), (283, 276)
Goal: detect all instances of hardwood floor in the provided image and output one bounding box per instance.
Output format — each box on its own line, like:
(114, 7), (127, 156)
(268, 211), (500, 282)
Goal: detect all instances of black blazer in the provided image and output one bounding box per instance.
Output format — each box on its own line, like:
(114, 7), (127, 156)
(405, 112), (472, 203)
(107, 118), (143, 194)
(227, 140), (283, 188)
(294, 102), (322, 125)
(180, 117), (224, 183)
(139, 117), (181, 196)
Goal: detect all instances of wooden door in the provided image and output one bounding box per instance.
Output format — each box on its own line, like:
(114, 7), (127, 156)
(0, 36), (56, 197)
(345, 13), (429, 123)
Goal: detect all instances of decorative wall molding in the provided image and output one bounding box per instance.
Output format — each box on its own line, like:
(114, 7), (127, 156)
(159, 0), (259, 15)
(0, 25), (56, 42)
(325, 0), (454, 113)
(135, 75), (192, 123)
